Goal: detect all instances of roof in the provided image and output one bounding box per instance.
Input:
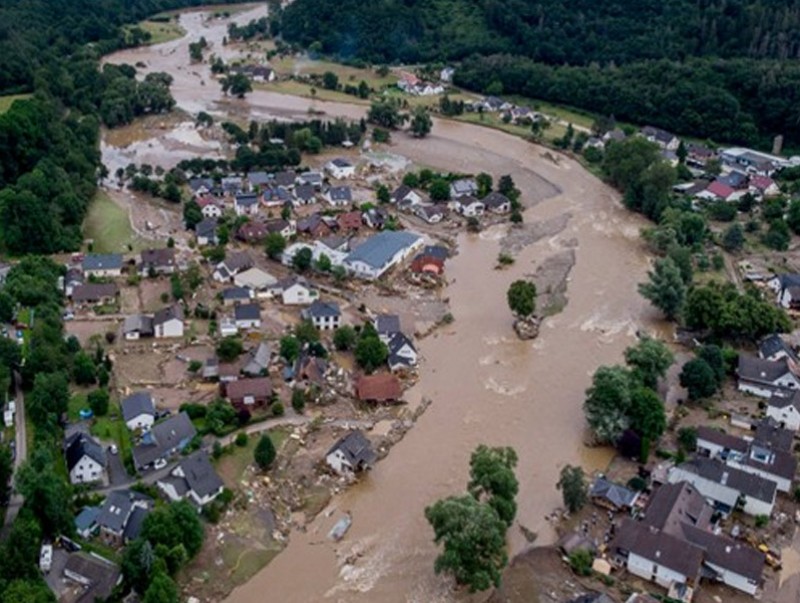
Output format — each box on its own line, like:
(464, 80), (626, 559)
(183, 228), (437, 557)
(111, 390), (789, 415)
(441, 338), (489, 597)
(356, 373), (402, 401)
(238, 221), (268, 241)
(265, 218), (291, 233)
(298, 171), (323, 185)
(243, 342), (272, 375)
(759, 334), (798, 361)
(63, 552), (120, 602)
(681, 523), (765, 582)
(319, 235), (348, 251)
(589, 477), (638, 509)
(738, 355), (793, 384)
(391, 185), (413, 202)
(642, 482), (713, 536)
(451, 178), (478, 195)
(226, 377), (272, 401)
(195, 217), (218, 238)
(223, 251), (254, 273)
(247, 171), (271, 186)
(675, 457), (776, 503)
(235, 267), (277, 289)
(82, 254), (123, 272)
(741, 444), (797, 481)
(613, 518), (704, 579)
(123, 506), (148, 541)
(421, 245), (449, 260)
(96, 490), (134, 532)
(566, 594), (617, 603)
(74, 506), (101, 532)
(696, 426), (749, 453)
(768, 389), (800, 412)
(303, 300), (340, 319)
(327, 186), (352, 202)
(223, 286), (252, 301)
(641, 125), (677, 144)
(140, 248), (175, 268)
(189, 177), (214, 192)
(72, 283), (119, 303)
(123, 314), (153, 336)
(482, 191), (511, 208)
(274, 170), (297, 187)
(121, 391), (155, 422)
(295, 183), (316, 201)
(337, 210), (362, 229)
(328, 431), (376, 467)
(64, 432), (106, 472)
(706, 181), (735, 199)
(234, 303), (261, 321)
(133, 412), (197, 468)
(329, 158), (353, 168)
(179, 451), (224, 498)
(375, 314), (401, 335)
(235, 193), (260, 206)
(388, 332), (415, 355)
(153, 304), (183, 326)
(346, 231), (422, 270)
(753, 418), (794, 451)
(750, 174), (776, 190)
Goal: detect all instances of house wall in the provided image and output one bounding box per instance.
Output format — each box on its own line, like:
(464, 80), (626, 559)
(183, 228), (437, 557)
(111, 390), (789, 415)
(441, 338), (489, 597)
(738, 380), (779, 399)
(155, 319), (183, 339)
(282, 286), (316, 305)
(766, 405), (800, 431)
(157, 480), (183, 503)
(704, 562), (759, 595)
(668, 468), (774, 517)
(236, 318), (261, 329)
(326, 449), (352, 474)
(69, 456), (105, 485)
(728, 461), (791, 493)
(626, 552), (689, 589)
(311, 315), (340, 331)
(86, 268), (121, 278)
(126, 413), (154, 432)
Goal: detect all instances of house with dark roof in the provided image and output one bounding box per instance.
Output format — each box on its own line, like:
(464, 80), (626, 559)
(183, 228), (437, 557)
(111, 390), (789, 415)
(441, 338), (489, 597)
(297, 171), (323, 189)
(325, 157), (356, 180)
(243, 342), (272, 376)
(737, 355), (800, 398)
(225, 377), (272, 409)
(234, 193), (260, 216)
(363, 207), (388, 229)
(195, 217), (219, 246)
(640, 126), (680, 151)
(74, 506), (101, 539)
(96, 489), (152, 546)
(450, 195), (485, 217)
(390, 185), (423, 206)
(326, 431), (376, 474)
(265, 218), (295, 238)
(222, 286), (253, 306)
(71, 283), (119, 307)
(301, 300), (341, 330)
(388, 332), (417, 372)
(589, 476), (639, 512)
(668, 457), (777, 517)
(753, 418), (794, 451)
(296, 213), (331, 238)
(157, 451), (224, 507)
(356, 373), (402, 403)
(63, 552), (121, 603)
(64, 432), (107, 485)
(247, 171), (271, 189)
(482, 191), (512, 214)
(374, 314), (401, 343)
(138, 248), (176, 276)
(213, 252), (254, 282)
(189, 177), (214, 194)
(293, 183), (316, 205)
(123, 506), (149, 542)
(132, 412), (197, 470)
(262, 186), (292, 206)
(121, 391), (156, 431)
(759, 335), (798, 363)
(768, 273), (800, 309)
(123, 314), (154, 340)
(234, 302), (261, 329)
(237, 221), (269, 243)
(337, 210), (362, 232)
(153, 304), (184, 338)
(415, 204), (446, 224)
(449, 178), (478, 198)
(766, 390), (800, 431)
(82, 254), (123, 278)
(344, 231), (424, 279)
(324, 185), (353, 207)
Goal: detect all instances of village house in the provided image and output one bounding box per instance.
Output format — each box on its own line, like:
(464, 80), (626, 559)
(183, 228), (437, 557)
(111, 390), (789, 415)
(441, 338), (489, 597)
(720, 147), (787, 175)
(415, 204), (446, 224)
(292, 352), (328, 385)
(225, 377), (272, 409)
(213, 252), (254, 282)
(237, 221), (268, 243)
(411, 251), (446, 275)
(121, 391), (156, 432)
(325, 431), (376, 475)
(153, 304), (184, 338)
(589, 476), (639, 512)
(157, 451), (224, 507)
(449, 178), (479, 198)
(222, 286), (253, 306)
(234, 302), (262, 330)
(390, 185), (423, 206)
(749, 175), (780, 198)
(737, 355), (800, 398)
(195, 217), (218, 246)
(450, 195), (485, 217)
(482, 191), (512, 214)
(220, 176), (244, 196)
(246, 170), (271, 189)
(363, 207), (388, 229)
(640, 126), (680, 151)
(603, 128), (627, 144)
(696, 180), (737, 202)
(759, 334), (798, 363)
(132, 412), (197, 470)
(301, 300), (341, 330)
(123, 314), (154, 340)
(62, 552), (121, 603)
(198, 197), (223, 219)
(71, 283), (119, 307)
(319, 235), (349, 254)
(189, 177), (214, 195)
(324, 185), (353, 207)
(374, 314), (401, 343)
(243, 341), (272, 376)
(219, 315), (238, 337)
(686, 143), (716, 168)
(356, 373), (402, 403)
(668, 457), (777, 517)
(262, 186), (292, 206)
(138, 248), (176, 276)
(768, 273), (800, 309)
(234, 192), (260, 216)
(276, 276), (318, 305)
(326, 158), (356, 180)
(293, 182), (317, 205)
(387, 332), (418, 372)
(297, 170), (323, 189)
(233, 267), (277, 297)
(766, 390), (800, 430)
(344, 231), (424, 280)
(82, 254), (123, 278)
(337, 210), (362, 232)
(265, 218), (296, 238)
(64, 431), (107, 485)
(64, 267), (84, 297)
(296, 213), (331, 238)
(74, 507), (100, 539)
(95, 489), (152, 547)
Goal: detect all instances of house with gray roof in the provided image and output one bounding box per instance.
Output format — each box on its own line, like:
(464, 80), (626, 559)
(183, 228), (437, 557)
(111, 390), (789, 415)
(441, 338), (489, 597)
(96, 489), (152, 546)
(589, 476), (640, 512)
(324, 185), (353, 207)
(344, 231), (424, 279)
(737, 355), (800, 398)
(213, 252), (254, 282)
(388, 332), (417, 372)
(123, 314), (154, 340)
(234, 193), (260, 216)
(482, 191), (512, 213)
(301, 300), (341, 330)
(71, 283), (119, 306)
(138, 248), (176, 276)
(153, 304), (184, 338)
(121, 391), (156, 431)
(247, 171), (271, 188)
(274, 170), (297, 188)
(157, 451), (224, 507)
(297, 171), (323, 188)
(243, 342), (272, 376)
(449, 178), (478, 198)
(74, 506), (101, 539)
(293, 182), (317, 205)
(759, 335), (798, 363)
(82, 254), (123, 278)
(766, 390), (800, 431)
(374, 314), (401, 342)
(234, 302), (261, 329)
(132, 412), (196, 470)
(63, 552), (121, 603)
(326, 431), (376, 474)
(195, 217), (219, 246)
(64, 432), (107, 485)
(222, 286), (253, 307)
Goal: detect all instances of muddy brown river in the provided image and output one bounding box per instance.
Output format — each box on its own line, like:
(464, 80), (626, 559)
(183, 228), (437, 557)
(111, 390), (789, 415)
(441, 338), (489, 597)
(104, 7), (663, 602)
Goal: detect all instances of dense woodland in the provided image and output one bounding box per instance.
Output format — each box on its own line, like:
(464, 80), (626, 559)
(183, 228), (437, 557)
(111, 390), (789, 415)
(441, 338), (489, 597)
(280, 0), (800, 147)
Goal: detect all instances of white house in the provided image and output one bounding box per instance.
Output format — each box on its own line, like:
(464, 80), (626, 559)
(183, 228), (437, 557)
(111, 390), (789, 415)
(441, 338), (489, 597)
(65, 432), (107, 485)
(200, 202), (222, 219)
(157, 451), (224, 508)
(390, 185), (423, 206)
(82, 254), (123, 278)
(121, 391), (156, 432)
(234, 303), (262, 330)
(668, 458), (776, 517)
(737, 355), (800, 398)
(482, 191), (512, 214)
(233, 267), (277, 298)
(234, 193), (260, 216)
(278, 277), (318, 305)
(325, 158), (356, 180)
(449, 178), (478, 198)
(324, 185), (353, 207)
(344, 231), (424, 280)
(153, 305), (184, 339)
(415, 205), (445, 224)
(388, 332), (418, 372)
(301, 300), (341, 330)
(766, 391), (800, 431)
(769, 274), (800, 309)
(450, 196), (485, 217)
(325, 431), (376, 475)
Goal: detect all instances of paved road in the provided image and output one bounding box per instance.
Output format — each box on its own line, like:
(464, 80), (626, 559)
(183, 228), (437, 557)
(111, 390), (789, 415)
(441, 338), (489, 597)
(3, 372), (27, 531)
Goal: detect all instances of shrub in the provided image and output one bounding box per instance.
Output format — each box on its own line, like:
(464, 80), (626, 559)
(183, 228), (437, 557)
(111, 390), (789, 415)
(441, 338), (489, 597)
(568, 549), (593, 576)
(272, 402), (285, 417)
(235, 432), (248, 447)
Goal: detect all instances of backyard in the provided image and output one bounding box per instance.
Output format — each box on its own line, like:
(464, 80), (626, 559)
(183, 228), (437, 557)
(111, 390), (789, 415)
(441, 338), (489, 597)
(84, 191), (144, 253)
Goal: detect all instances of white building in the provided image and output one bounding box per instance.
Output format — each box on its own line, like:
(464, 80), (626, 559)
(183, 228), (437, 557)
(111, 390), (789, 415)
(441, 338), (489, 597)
(766, 391), (800, 431)
(325, 431), (376, 475)
(344, 231), (424, 280)
(153, 305), (184, 339)
(65, 432), (107, 485)
(301, 300), (341, 331)
(121, 392), (156, 432)
(325, 158), (356, 180)
(157, 451), (224, 508)
(280, 278), (318, 305)
(737, 355), (800, 398)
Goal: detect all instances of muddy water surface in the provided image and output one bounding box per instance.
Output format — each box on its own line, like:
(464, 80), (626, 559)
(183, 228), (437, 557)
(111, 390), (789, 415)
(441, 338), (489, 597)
(104, 9), (661, 602)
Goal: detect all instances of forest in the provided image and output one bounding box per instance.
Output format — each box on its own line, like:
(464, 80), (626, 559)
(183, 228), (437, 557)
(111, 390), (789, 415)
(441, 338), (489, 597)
(279, 0), (800, 147)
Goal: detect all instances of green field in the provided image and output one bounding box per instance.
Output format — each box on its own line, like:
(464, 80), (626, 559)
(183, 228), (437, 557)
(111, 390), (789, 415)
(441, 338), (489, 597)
(0, 93), (32, 114)
(84, 191), (144, 253)
(136, 19), (185, 45)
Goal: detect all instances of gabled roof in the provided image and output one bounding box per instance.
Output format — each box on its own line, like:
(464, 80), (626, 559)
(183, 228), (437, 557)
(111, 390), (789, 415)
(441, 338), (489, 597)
(675, 457), (776, 503)
(768, 389), (800, 412)
(641, 125), (677, 144)
(613, 518), (704, 579)
(123, 506), (149, 542)
(235, 193), (260, 206)
(72, 283), (119, 303)
(696, 426), (748, 453)
(223, 286), (252, 301)
(294, 183), (316, 201)
(450, 179), (478, 195)
(179, 451), (224, 498)
(226, 377), (272, 400)
(328, 430), (376, 467)
(753, 417), (794, 451)
(681, 523), (765, 582)
(329, 158), (353, 168)
(327, 186), (352, 202)
(65, 432), (106, 472)
(121, 391), (155, 422)
(63, 552), (120, 602)
(140, 248), (176, 268)
(74, 506), (100, 533)
(133, 412), (196, 468)
(153, 304), (183, 326)
(760, 334), (797, 361)
(482, 191), (511, 208)
(706, 180), (735, 199)
(356, 373), (402, 401)
(221, 251), (253, 273)
(421, 245), (449, 260)
(247, 171), (271, 186)
(96, 490), (134, 532)
(195, 217), (218, 238)
(243, 342), (272, 375)
(274, 170), (297, 187)
(234, 302), (261, 321)
(589, 477), (638, 509)
(388, 332), (415, 355)
(738, 355), (794, 384)
(302, 300), (340, 319)
(375, 314), (401, 335)
(123, 314), (154, 336)
(346, 231), (422, 270)
(390, 185), (414, 202)
(82, 254), (123, 272)
(642, 482), (712, 535)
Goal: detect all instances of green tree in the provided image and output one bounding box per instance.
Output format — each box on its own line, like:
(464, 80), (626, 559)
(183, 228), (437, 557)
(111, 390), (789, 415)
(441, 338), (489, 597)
(291, 388), (306, 413)
(0, 445), (11, 506)
(143, 570), (179, 603)
(1, 579), (56, 603)
(254, 434), (276, 470)
(294, 320), (320, 344)
(428, 178), (450, 201)
(87, 388), (110, 417)
(424, 495), (508, 592)
(628, 386), (666, 460)
(221, 73), (252, 98)
(410, 106), (432, 138)
(679, 358), (718, 400)
(556, 465), (587, 513)
(333, 325), (357, 351)
(0, 510), (42, 583)
(72, 351), (96, 385)
(376, 184), (390, 204)
(321, 71), (339, 90)
(27, 372), (69, 429)
(264, 232), (286, 260)
(722, 223), (745, 252)
(506, 280), (537, 318)
(367, 98), (407, 129)
(183, 200), (203, 229)
(141, 500), (204, 558)
(583, 366), (632, 444)
(122, 538), (155, 593)
(292, 247), (313, 272)
(762, 219), (791, 251)
(568, 549), (593, 576)
(638, 257), (686, 321)
(698, 344), (726, 387)
(354, 335), (389, 373)
(216, 337), (243, 362)
(315, 253), (332, 272)
(467, 445), (519, 526)
(624, 336), (674, 390)
(476, 172), (493, 198)
(170, 274), (184, 301)
(788, 199), (800, 234)
(16, 449), (73, 537)
(279, 335), (301, 363)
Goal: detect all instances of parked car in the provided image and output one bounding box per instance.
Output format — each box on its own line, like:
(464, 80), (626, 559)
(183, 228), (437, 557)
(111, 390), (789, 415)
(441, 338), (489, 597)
(108, 444), (118, 455)
(153, 458), (167, 470)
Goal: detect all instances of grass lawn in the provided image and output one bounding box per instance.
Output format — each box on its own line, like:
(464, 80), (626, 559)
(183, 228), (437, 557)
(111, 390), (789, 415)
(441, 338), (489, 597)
(272, 57), (398, 90)
(258, 80), (368, 105)
(136, 19), (185, 45)
(68, 393), (89, 423)
(215, 427), (289, 486)
(0, 94), (32, 114)
(90, 401), (134, 471)
(84, 191), (145, 253)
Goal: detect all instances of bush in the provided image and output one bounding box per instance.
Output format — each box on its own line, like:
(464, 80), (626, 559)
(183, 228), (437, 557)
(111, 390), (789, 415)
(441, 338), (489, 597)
(291, 389), (306, 413)
(254, 434), (276, 470)
(188, 360), (203, 374)
(180, 402), (207, 420)
(272, 402), (285, 417)
(87, 388), (110, 417)
(235, 432), (248, 447)
(568, 549), (593, 576)
(755, 514), (769, 528)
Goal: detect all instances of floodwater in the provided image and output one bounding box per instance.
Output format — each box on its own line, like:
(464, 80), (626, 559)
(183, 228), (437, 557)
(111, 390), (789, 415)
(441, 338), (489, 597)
(103, 8), (664, 602)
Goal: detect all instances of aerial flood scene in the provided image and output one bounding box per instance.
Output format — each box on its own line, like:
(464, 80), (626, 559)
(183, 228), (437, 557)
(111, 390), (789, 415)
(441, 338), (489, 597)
(4, 2), (800, 603)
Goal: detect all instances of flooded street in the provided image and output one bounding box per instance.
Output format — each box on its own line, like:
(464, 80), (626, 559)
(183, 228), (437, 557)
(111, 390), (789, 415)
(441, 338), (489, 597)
(104, 8), (661, 602)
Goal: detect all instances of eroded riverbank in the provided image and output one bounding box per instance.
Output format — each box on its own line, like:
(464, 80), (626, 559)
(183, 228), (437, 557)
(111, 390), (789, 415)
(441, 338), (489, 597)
(102, 8), (660, 602)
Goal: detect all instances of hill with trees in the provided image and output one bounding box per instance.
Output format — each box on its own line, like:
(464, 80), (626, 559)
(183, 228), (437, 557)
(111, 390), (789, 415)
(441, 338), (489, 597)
(278, 0), (800, 147)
